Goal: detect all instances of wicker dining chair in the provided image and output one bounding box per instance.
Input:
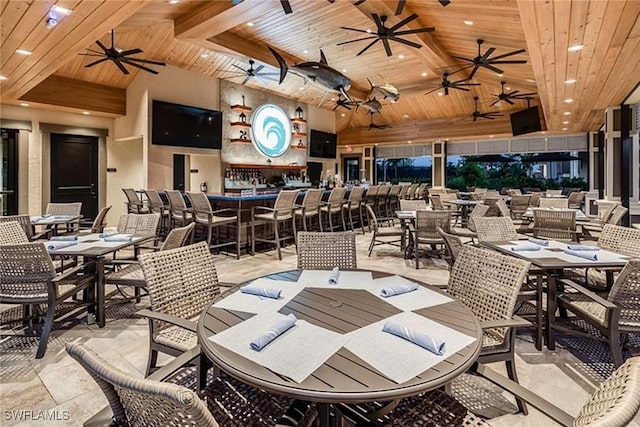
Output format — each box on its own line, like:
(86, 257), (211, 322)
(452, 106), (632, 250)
(144, 189), (170, 235)
(375, 185), (391, 218)
(137, 242), (220, 376)
(0, 220), (30, 244)
(557, 259), (640, 367)
(0, 214), (52, 240)
(66, 343), (219, 427)
(545, 189), (563, 197)
(437, 226), (465, 266)
(539, 198), (569, 209)
(45, 202), (83, 232)
(165, 189), (192, 229)
(532, 209), (579, 242)
(567, 191), (585, 209)
(387, 184), (402, 214)
(483, 197), (502, 217)
(507, 188), (522, 196)
(399, 200), (429, 211)
(447, 245), (531, 414)
(122, 189), (148, 214)
(295, 188), (323, 232)
(608, 205), (629, 226)
(0, 243), (95, 358)
(510, 195), (531, 218)
(117, 213), (161, 236)
(252, 190), (298, 260)
(365, 205), (405, 256)
(320, 188), (347, 232)
(341, 186), (366, 233)
(415, 183), (428, 200)
(186, 192), (240, 258)
(412, 210), (452, 269)
(404, 183), (418, 200)
(297, 231), (357, 270)
(473, 216), (519, 242)
(476, 356), (640, 427)
(527, 192), (543, 207)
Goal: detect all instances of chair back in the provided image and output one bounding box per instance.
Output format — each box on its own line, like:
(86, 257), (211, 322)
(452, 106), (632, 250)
(297, 231), (357, 270)
(473, 188), (487, 194)
(398, 185), (408, 199)
(366, 185), (380, 200)
(346, 186), (364, 204)
(160, 223), (196, 251)
(165, 190), (188, 210)
(430, 195), (445, 210)
(567, 191), (584, 209)
(607, 259), (640, 326)
(473, 217), (519, 242)
(467, 204), (490, 233)
(65, 343), (218, 427)
(495, 199), (510, 217)
(0, 218), (31, 243)
(273, 190), (299, 211)
(144, 190), (166, 213)
(122, 188), (140, 204)
(447, 245), (530, 343)
(377, 185), (390, 197)
(46, 202), (82, 216)
(607, 205), (629, 225)
(405, 184), (418, 199)
(509, 195), (531, 213)
(415, 183), (428, 199)
(469, 193), (483, 201)
(415, 210), (451, 240)
(326, 188), (346, 205)
(117, 214), (160, 235)
(573, 356), (640, 427)
(599, 203), (618, 224)
(0, 242), (56, 303)
(539, 198), (569, 209)
(598, 224), (640, 258)
(400, 200), (428, 211)
(90, 206), (111, 233)
(528, 192), (543, 207)
(186, 192), (214, 223)
(507, 189), (522, 196)
(437, 227), (464, 265)
(483, 197), (502, 216)
(301, 188), (324, 210)
(532, 209), (576, 241)
(546, 189), (562, 197)
(365, 205), (380, 232)
(139, 242), (220, 335)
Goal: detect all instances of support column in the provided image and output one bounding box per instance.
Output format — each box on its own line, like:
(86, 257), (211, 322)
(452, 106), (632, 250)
(620, 103), (631, 226)
(432, 139), (446, 188)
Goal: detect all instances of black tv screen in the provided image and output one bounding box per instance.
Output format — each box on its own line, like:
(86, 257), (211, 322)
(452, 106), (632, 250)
(510, 106), (542, 136)
(152, 100), (222, 149)
(309, 129), (337, 159)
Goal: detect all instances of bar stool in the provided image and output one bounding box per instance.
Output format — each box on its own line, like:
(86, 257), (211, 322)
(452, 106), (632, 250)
(404, 183), (418, 200)
(251, 190), (298, 260)
(165, 190), (192, 229)
(122, 188), (148, 213)
(320, 188), (346, 232)
(376, 185), (391, 219)
(415, 183), (428, 200)
(387, 184), (402, 215)
(341, 186), (365, 234)
(144, 189), (170, 236)
(186, 192), (240, 259)
(295, 188), (323, 232)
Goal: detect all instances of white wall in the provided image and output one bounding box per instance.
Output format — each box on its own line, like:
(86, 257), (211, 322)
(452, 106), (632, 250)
(0, 104), (113, 216)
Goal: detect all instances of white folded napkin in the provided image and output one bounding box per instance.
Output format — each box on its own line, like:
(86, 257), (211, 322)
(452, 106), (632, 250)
(565, 249), (598, 261)
(382, 319), (445, 356)
(250, 313), (297, 351)
(380, 282), (419, 298)
(103, 235), (133, 242)
(240, 284), (282, 299)
(46, 241), (78, 251)
(511, 243), (542, 252)
(98, 231), (119, 238)
(328, 267), (340, 285)
(50, 236), (78, 241)
(528, 237), (549, 246)
(566, 244), (599, 251)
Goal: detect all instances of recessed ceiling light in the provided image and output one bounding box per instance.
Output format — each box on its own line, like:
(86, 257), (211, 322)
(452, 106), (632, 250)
(496, 73), (504, 77)
(398, 54), (405, 59)
(564, 98), (573, 103)
(366, 29), (372, 33)
(526, 78), (535, 83)
(562, 121), (569, 124)
(489, 135), (494, 138)
(562, 127), (568, 131)
(437, 92), (443, 96)
(15, 48), (32, 55)
(20, 103), (29, 107)
(403, 114), (409, 118)
(565, 79), (576, 84)
(421, 72), (428, 77)
(568, 44), (583, 52)
(342, 69), (347, 72)
(303, 49), (308, 54)
(463, 20), (474, 26)
(330, 97), (336, 101)
(200, 53), (209, 58)
(0, 75), (7, 81)
(505, 86), (511, 90)
(341, 113), (346, 117)
(563, 112), (571, 115)
(168, 0), (180, 4)
(299, 87), (304, 90)
(541, 132), (546, 135)
(246, 22), (254, 27)
(407, 140), (412, 144)
(51, 5), (73, 15)
(82, 111), (91, 115)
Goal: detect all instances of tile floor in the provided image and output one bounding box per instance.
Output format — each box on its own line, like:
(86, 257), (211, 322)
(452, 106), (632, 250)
(1, 232), (638, 426)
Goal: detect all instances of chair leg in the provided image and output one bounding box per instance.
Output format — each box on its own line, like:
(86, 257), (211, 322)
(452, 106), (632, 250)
(368, 233), (376, 256)
(609, 330), (623, 368)
(274, 220), (282, 260)
(359, 206), (365, 234)
(342, 209), (347, 232)
(251, 218), (256, 256)
(35, 302), (55, 359)
(328, 210), (334, 231)
(292, 217), (297, 254)
(146, 348), (159, 377)
(505, 359), (528, 415)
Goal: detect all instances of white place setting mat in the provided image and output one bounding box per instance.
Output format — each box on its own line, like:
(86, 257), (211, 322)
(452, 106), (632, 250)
(345, 311), (477, 384)
(296, 270), (375, 290)
(209, 311), (348, 384)
(368, 276), (453, 312)
(213, 279), (306, 314)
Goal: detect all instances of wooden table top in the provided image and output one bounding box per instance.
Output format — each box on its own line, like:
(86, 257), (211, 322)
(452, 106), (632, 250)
(198, 269), (482, 403)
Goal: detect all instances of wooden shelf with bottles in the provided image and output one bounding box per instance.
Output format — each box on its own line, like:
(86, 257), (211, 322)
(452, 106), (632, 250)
(230, 138), (252, 143)
(230, 104), (252, 113)
(229, 163), (307, 170)
(292, 132), (307, 137)
(291, 145), (307, 150)
(290, 118), (307, 125)
(230, 121), (251, 128)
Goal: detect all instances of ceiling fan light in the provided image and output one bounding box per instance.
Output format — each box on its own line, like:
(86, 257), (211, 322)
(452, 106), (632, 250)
(563, 112), (571, 115)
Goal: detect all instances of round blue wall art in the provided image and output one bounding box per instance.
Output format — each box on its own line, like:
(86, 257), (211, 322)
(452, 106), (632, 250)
(250, 104), (292, 158)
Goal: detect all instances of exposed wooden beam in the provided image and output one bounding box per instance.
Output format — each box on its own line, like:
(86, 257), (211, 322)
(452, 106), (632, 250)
(1, 0), (151, 101)
(20, 75), (126, 116)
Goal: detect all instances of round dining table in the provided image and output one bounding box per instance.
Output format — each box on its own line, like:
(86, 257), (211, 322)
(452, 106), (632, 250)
(197, 269), (482, 426)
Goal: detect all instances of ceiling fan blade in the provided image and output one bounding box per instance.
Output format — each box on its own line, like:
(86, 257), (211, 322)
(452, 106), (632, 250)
(280, 0), (293, 14)
(481, 47), (495, 60)
(444, 86), (449, 96)
(337, 36), (378, 46)
(390, 13), (418, 31)
(353, 0), (367, 5)
(241, 75), (252, 85)
(79, 53), (106, 57)
(424, 87), (441, 95)
(124, 57), (166, 66)
(340, 26), (373, 34)
(257, 75), (279, 83)
(372, 14), (384, 30)
(395, 0), (406, 15)
(507, 90), (520, 96)
(254, 64), (264, 74)
(382, 38), (393, 57)
(120, 58), (158, 74)
(111, 59), (130, 75)
(119, 48), (143, 56)
(388, 36), (422, 49)
(505, 98), (515, 105)
(95, 40), (109, 53)
(468, 66), (479, 79)
(454, 86), (471, 92)
(490, 49), (526, 60)
(490, 99), (500, 107)
(514, 92), (537, 97)
(85, 48), (105, 55)
(84, 57), (109, 68)
(489, 59), (527, 65)
(231, 64), (247, 72)
(256, 71), (280, 77)
(394, 27), (435, 36)
(451, 55), (474, 63)
(356, 38), (380, 56)
(482, 64), (504, 74)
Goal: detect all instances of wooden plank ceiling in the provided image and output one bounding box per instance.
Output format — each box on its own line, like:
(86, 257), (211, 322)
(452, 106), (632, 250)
(1, 0), (638, 145)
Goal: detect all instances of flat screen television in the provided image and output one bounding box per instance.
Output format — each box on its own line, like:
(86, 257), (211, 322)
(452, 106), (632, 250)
(510, 106), (542, 136)
(152, 99), (222, 149)
(309, 129), (337, 159)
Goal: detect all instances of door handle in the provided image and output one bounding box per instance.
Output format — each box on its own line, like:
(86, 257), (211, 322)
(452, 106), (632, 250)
(58, 185), (92, 191)
(90, 184), (96, 197)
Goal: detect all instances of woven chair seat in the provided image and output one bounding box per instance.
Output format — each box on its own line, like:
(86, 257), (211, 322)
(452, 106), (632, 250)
(255, 212), (293, 221)
(480, 330), (510, 354)
(294, 207), (319, 218)
(107, 264), (145, 283)
(416, 236), (445, 245)
(194, 214), (237, 225)
(320, 205), (342, 214)
(558, 293), (640, 330)
(0, 282), (79, 302)
(378, 226), (405, 236)
(565, 267), (610, 289)
(154, 324), (198, 352)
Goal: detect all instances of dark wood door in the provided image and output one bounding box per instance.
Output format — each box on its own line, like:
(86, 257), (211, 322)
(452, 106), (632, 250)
(51, 133), (98, 219)
(1, 129), (19, 215)
(173, 153), (186, 190)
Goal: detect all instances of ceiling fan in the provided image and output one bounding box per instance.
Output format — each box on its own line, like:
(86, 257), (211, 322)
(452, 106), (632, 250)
(424, 73), (480, 96)
(80, 30), (165, 75)
(452, 39), (527, 79)
(352, 0), (451, 14)
(337, 13), (435, 57)
(471, 96), (503, 122)
(220, 59), (280, 86)
(490, 81), (537, 107)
